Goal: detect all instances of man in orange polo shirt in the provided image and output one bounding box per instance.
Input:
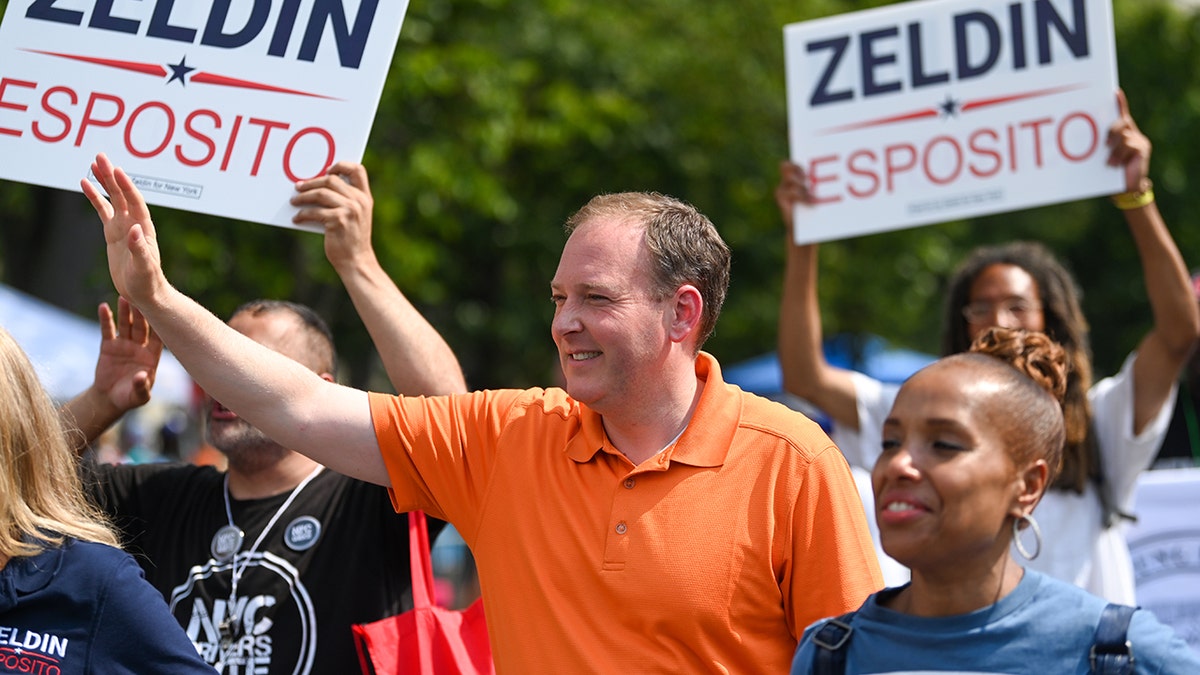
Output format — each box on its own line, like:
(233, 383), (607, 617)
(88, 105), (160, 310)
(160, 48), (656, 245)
(86, 152), (883, 672)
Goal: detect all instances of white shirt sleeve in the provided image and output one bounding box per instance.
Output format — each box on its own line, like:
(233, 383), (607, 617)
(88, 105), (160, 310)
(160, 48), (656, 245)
(1089, 351), (1178, 512)
(828, 371), (901, 471)
(828, 372), (911, 588)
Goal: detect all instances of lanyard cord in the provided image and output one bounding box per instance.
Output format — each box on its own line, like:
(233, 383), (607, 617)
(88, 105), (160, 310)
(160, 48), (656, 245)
(223, 466), (324, 606)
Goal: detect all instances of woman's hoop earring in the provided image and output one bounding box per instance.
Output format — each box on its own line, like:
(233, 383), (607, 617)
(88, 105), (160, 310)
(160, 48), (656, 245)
(1012, 512), (1043, 561)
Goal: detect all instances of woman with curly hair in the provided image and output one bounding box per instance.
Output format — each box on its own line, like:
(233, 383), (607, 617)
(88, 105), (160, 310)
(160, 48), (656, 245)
(790, 328), (1200, 674)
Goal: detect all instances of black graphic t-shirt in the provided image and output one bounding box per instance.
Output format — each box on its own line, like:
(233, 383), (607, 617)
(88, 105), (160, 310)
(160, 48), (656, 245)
(83, 462), (445, 675)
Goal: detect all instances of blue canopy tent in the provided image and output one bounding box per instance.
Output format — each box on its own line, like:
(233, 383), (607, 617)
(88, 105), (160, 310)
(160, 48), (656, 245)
(722, 333), (937, 428)
(0, 283), (192, 407)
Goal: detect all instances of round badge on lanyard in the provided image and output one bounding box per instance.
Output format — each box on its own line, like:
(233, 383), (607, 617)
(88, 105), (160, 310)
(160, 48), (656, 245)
(211, 524), (245, 562)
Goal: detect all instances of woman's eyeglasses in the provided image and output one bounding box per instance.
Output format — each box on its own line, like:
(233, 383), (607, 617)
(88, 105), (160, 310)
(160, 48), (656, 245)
(962, 299), (1042, 325)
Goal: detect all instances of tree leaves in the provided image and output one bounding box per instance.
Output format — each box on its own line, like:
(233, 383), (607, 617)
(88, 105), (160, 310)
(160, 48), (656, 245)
(0, 0), (1194, 390)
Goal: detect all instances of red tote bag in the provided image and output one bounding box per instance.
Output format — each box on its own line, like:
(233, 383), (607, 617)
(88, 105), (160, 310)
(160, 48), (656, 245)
(353, 511), (494, 675)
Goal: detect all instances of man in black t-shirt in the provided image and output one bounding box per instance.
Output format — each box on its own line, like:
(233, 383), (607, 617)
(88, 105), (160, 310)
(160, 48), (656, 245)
(67, 164), (467, 674)
(85, 301), (454, 673)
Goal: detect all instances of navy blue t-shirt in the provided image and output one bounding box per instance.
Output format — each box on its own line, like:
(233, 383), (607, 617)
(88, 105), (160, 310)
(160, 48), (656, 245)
(0, 538), (213, 673)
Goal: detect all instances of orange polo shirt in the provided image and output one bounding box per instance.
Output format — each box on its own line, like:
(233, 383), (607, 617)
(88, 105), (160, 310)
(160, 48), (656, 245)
(370, 352), (882, 673)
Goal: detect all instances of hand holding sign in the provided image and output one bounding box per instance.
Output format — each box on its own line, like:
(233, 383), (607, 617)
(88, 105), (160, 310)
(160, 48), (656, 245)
(291, 161), (376, 268)
(774, 160), (816, 246)
(1107, 90), (1151, 193)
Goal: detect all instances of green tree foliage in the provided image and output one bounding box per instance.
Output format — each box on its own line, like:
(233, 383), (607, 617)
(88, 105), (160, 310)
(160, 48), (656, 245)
(0, 0), (1196, 392)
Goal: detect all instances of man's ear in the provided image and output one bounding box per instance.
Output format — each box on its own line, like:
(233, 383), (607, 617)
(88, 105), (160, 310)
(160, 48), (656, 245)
(667, 285), (703, 346)
(320, 372), (336, 384)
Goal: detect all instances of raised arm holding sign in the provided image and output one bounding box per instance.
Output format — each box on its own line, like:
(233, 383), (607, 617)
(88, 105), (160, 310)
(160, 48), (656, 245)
(291, 161), (468, 396)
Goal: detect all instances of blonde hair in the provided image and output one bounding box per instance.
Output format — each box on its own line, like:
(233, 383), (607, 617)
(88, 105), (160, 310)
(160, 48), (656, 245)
(0, 327), (118, 557)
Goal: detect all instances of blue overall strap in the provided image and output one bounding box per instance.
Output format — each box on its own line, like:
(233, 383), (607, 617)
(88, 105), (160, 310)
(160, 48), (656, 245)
(811, 613), (855, 675)
(1090, 603), (1137, 675)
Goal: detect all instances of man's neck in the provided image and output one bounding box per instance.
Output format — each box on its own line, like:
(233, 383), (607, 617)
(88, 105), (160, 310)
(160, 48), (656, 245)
(605, 369), (704, 466)
(226, 452), (323, 500)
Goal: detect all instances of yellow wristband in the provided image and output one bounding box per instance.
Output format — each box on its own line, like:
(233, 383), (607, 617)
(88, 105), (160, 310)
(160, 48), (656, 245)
(1111, 179), (1155, 210)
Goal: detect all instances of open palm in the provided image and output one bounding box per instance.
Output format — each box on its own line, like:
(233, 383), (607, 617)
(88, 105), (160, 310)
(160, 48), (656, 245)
(93, 298), (163, 410)
(80, 153), (165, 306)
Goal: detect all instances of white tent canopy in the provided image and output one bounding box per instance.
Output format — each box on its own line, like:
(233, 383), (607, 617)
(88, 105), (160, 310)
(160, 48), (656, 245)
(0, 283), (192, 407)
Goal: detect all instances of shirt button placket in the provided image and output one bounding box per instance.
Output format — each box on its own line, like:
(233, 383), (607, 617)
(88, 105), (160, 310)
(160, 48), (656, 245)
(602, 474), (637, 569)
(616, 477), (635, 533)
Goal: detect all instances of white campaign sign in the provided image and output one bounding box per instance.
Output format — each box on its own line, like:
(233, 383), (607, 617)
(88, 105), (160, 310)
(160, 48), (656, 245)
(0, 1), (408, 230)
(784, 0), (1124, 244)
(1127, 468), (1200, 655)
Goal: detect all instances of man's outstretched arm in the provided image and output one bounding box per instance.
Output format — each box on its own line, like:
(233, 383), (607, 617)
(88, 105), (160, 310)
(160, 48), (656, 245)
(81, 153), (388, 485)
(292, 161), (468, 396)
